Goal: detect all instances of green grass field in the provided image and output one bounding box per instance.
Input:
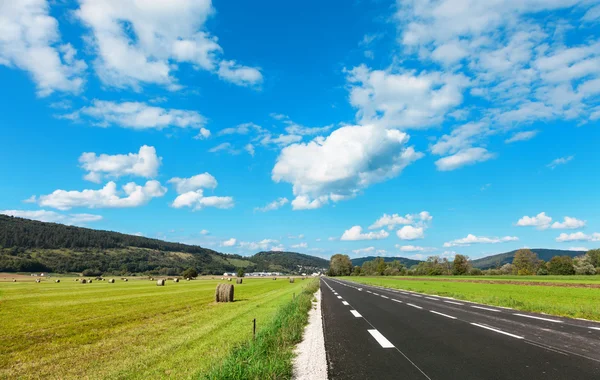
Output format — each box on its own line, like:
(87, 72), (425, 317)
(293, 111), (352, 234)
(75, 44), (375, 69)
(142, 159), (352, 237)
(389, 275), (600, 284)
(0, 277), (311, 379)
(341, 276), (600, 321)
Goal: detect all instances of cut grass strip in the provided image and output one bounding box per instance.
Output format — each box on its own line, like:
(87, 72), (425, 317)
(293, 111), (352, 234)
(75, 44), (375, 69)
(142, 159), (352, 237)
(204, 279), (319, 380)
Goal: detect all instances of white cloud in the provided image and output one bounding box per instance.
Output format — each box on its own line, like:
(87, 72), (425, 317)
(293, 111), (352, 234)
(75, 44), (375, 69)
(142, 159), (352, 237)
(551, 216), (586, 230)
(218, 122), (263, 136)
(79, 145), (161, 183)
(0, 209), (102, 225)
(238, 239), (281, 251)
(260, 134), (303, 148)
(65, 100), (207, 133)
(270, 244), (285, 252)
(168, 173), (217, 194)
(37, 180), (167, 210)
(396, 226), (424, 240)
(75, 0), (261, 89)
(23, 195), (37, 204)
(341, 226), (389, 241)
(516, 212), (553, 229)
(171, 190), (234, 211)
(254, 197), (289, 212)
(435, 148), (495, 171)
(244, 144), (255, 156)
(369, 211), (432, 230)
(222, 238), (237, 247)
(0, 0), (86, 96)
(273, 124), (422, 209)
(431, 122), (490, 156)
(291, 242), (308, 249)
(444, 234), (519, 247)
(568, 246), (590, 251)
(208, 143), (239, 154)
(556, 232), (600, 242)
(395, 245), (434, 252)
(352, 247), (376, 254)
(200, 229), (209, 235)
(547, 155), (574, 169)
(505, 130), (539, 143)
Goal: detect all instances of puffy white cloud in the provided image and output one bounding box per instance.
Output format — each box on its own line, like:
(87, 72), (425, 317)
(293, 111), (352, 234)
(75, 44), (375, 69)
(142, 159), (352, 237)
(369, 211), (432, 230)
(395, 245), (435, 252)
(244, 144), (255, 156)
(396, 226), (424, 240)
(171, 190), (234, 211)
(352, 247), (376, 254)
(444, 234), (519, 247)
(273, 124), (423, 209)
(208, 143), (239, 154)
(291, 242), (308, 249)
(551, 216), (586, 230)
(79, 145), (161, 183)
(516, 212), (553, 229)
(254, 197), (289, 212)
(260, 134), (303, 147)
(168, 173), (217, 194)
(270, 244), (285, 252)
(238, 239), (281, 251)
(347, 64), (469, 129)
(435, 148), (495, 171)
(556, 232), (600, 242)
(37, 180), (167, 210)
(431, 122), (490, 156)
(218, 122), (263, 136)
(65, 100), (207, 134)
(0, 209), (102, 225)
(75, 0), (261, 89)
(341, 226), (389, 241)
(505, 130), (539, 143)
(547, 155), (574, 169)
(221, 238), (237, 247)
(0, 0), (86, 96)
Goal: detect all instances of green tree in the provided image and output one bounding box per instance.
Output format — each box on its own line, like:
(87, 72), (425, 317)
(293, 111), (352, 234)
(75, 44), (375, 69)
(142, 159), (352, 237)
(374, 257), (387, 275)
(512, 249), (538, 275)
(547, 256), (575, 275)
(237, 268), (245, 278)
(452, 254), (471, 275)
(352, 266), (362, 276)
(586, 249), (600, 268)
(329, 254), (353, 276)
(182, 267), (198, 279)
(574, 255), (596, 275)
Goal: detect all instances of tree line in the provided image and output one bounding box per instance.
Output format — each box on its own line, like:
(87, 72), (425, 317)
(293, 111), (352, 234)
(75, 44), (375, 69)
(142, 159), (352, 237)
(327, 249), (600, 277)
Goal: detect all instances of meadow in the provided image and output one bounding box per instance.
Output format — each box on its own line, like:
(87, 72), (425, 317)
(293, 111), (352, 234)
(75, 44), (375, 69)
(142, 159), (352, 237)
(0, 276), (312, 379)
(341, 276), (600, 321)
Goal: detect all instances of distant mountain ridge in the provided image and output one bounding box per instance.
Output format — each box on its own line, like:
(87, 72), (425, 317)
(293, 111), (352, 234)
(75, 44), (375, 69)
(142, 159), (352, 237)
(471, 248), (587, 269)
(351, 256), (422, 268)
(0, 215), (328, 274)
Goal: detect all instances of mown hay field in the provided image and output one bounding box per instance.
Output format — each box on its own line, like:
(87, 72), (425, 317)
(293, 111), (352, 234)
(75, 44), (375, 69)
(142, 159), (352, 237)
(341, 276), (600, 321)
(0, 278), (305, 379)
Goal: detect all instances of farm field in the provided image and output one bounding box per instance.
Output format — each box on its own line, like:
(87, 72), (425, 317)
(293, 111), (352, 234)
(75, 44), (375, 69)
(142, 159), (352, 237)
(0, 277), (308, 379)
(341, 276), (600, 321)
(362, 275), (600, 285)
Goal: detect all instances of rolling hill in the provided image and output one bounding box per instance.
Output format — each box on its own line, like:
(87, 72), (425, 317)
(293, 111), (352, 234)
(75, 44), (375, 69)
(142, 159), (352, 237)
(0, 215), (328, 275)
(471, 248), (587, 269)
(351, 256), (422, 268)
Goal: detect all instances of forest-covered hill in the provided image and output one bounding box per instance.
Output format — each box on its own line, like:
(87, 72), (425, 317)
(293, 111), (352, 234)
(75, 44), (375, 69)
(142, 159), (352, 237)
(471, 248), (587, 269)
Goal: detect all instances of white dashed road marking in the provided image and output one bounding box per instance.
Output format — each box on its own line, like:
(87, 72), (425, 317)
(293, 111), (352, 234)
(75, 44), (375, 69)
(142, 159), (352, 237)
(342, 301), (349, 306)
(381, 295), (389, 299)
(513, 314), (563, 323)
(368, 329), (395, 348)
(471, 306), (501, 312)
(350, 310), (362, 318)
(407, 303), (423, 310)
(337, 296), (342, 299)
(444, 300), (464, 306)
(425, 297), (439, 301)
(392, 299), (402, 303)
(430, 310), (457, 320)
(470, 323), (524, 339)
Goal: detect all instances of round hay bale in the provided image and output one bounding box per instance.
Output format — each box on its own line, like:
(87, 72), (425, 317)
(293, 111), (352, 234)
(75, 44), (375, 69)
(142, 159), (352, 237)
(215, 283), (234, 302)
(157, 279), (165, 286)
(124, 278), (128, 282)
(173, 278), (179, 283)
(35, 279), (41, 283)
(150, 277), (154, 281)
(13, 279), (16, 282)
(273, 277), (276, 280)
(55, 279), (60, 283)
(186, 278), (191, 281)
(75, 278), (79, 281)
(88, 280), (93, 284)
(108, 279), (115, 283)
(220, 277), (224, 280)
(236, 278), (243, 284)
(81, 279), (87, 284)
(227, 278), (232, 282)
(289, 278), (295, 283)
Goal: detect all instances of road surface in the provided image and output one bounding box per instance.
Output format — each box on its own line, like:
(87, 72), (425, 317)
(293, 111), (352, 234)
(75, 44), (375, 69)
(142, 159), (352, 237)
(321, 277), (600, 379)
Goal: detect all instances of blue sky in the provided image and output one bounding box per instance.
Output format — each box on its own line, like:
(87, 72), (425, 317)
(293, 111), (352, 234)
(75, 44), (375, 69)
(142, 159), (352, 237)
(1, 0), (600, 260)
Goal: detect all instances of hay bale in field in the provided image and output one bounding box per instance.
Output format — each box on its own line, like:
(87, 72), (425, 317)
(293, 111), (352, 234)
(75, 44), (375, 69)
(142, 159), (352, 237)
(35, 279), (41, 283)
(227, 278), (232, 282)
(81, 279), (87, 284)
(13, 279), (16, 282)
(186, 278), (190, 281)
(55, 279), (60, 283)
(289, 278), (295, 283)
(157, 279), (165, 286)
(236, 278), (243, 284)
(215, 283), (234, 302)
(173, 278), (179, 283)
(150, 277), (154, 281)
(273, 277), (276, 280)
(88, 280), (93, 283)
(220, 277), (224, 280)
(75, 278), (79, 281)
(123, 278), (128, 282)
(108, 279), (115, 283)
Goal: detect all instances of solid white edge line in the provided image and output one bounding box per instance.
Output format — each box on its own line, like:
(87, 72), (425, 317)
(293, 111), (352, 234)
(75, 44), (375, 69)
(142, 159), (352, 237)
(471, 305), (501, 312)
(589, 327), (600, 331)
(444, 300), (464, 305)
(430, 310), (457, 320)
(513, 313), (563, 323)
(368, 329), (395, 348)
(350, 310), (362, 318)
(470, 323), (524, 339)
(407, 303), (423, 309)
(342, 301), (349, 306)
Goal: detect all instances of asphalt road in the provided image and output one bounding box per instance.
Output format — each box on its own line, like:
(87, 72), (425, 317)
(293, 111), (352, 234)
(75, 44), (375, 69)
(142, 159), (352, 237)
(321, 278), (600, 380)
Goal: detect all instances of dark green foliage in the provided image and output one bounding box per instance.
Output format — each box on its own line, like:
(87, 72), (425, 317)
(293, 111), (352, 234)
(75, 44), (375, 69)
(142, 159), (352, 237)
(471, 249), (586, 269)
(250, 251), (328, 273)
(82, 268), (103, 277)
(452, 254), (471, 275)
(351, 256), (421, 268)
(237, 268), (245, 278)
(182, 267), (198, 279)
(328, 254), (353, 276)
(547, 256), (575, 275)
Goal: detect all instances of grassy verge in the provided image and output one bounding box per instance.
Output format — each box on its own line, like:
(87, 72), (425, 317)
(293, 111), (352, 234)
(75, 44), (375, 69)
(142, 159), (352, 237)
(0, 278), (308, 379)
(341, 276), (600, 321)
(369, 275), (600, 284)
(204, 279), (319, 380)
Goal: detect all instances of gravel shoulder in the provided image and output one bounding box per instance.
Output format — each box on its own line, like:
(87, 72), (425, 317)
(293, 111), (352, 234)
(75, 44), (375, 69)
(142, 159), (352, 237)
(293, 287), (327, 380)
